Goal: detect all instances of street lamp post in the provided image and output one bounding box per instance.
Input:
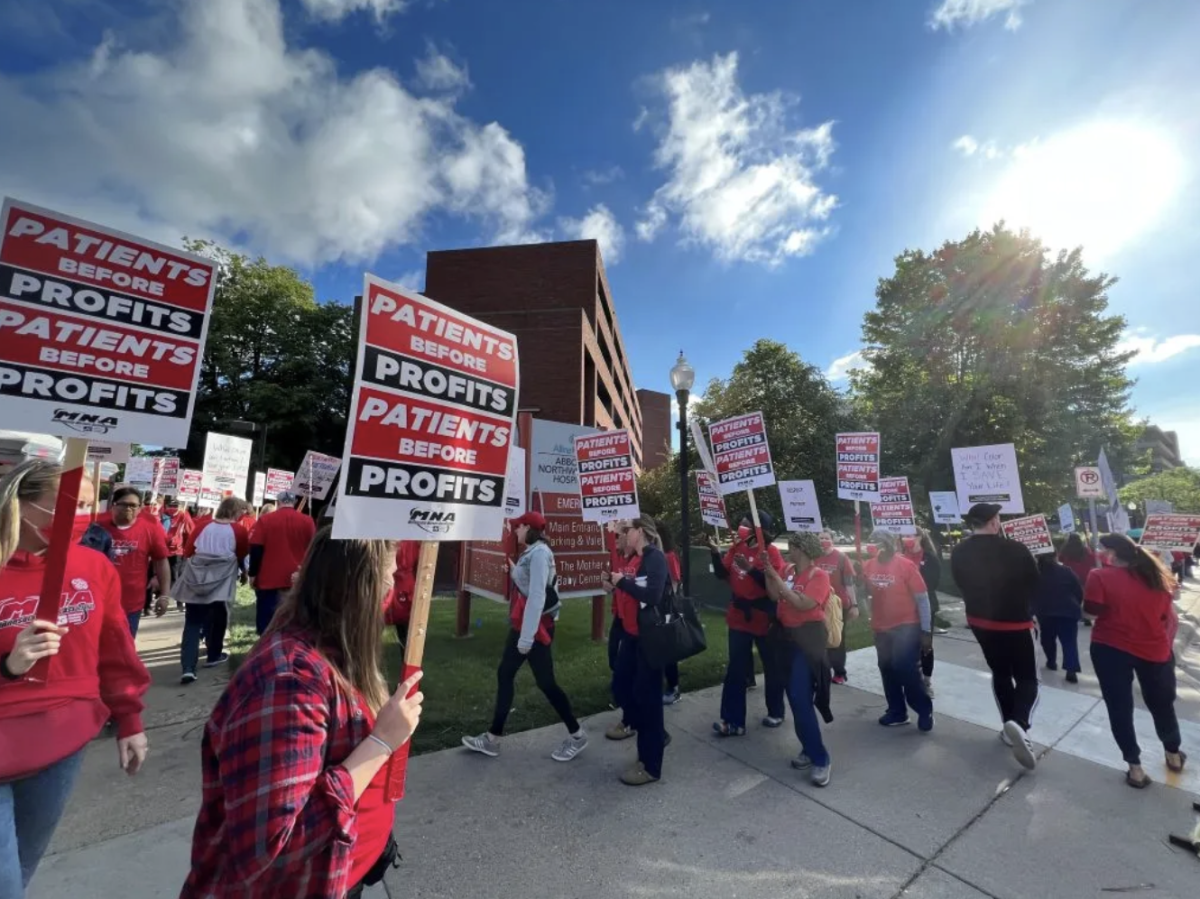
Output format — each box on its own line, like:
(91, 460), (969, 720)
(670, 351), (696, 596)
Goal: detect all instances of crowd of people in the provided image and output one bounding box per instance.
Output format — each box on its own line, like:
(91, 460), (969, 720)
(0, 458), (1191, 896)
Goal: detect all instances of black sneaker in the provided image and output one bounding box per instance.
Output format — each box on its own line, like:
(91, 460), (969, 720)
(1065, 671), (1078, 684)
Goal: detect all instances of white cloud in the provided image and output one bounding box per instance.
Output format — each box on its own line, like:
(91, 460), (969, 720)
(0, 0), (548, 266)
(582, 165), (625, 187)
(952, 134), (1006, 159)
(929, 0), (1030, 31)
(825, 350), (865, 382)
(1117, 331), (1200, 366)
(952, 135), (980, 156)
(301, 0), (406, 22)
(637, 52), (838, 266)
(414, 43), (471, 94)
(392, 268), (425, 291)
(560, 204), (626, 264)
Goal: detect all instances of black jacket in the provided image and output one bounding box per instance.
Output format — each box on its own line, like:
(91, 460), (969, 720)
(1032, 562), (1083, 621)
(950, 533), (1039, 627)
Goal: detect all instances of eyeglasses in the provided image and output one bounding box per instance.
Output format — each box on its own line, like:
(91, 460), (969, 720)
(114, 502), (141, 510)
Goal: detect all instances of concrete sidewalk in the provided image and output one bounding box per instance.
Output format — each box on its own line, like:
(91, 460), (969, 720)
(26, 585), (1200, 899)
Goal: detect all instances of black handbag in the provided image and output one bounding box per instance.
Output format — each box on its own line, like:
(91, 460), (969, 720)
(637, 577), (707, 669)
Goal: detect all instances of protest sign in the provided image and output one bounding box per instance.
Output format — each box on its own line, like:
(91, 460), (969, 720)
(0, 199), (215, 447)
(871, 476), (917, 535)
(1001, 514), (1055, 555)
(690, 418), (717, 478)
(951, 443), (1025, 515)
(573, 430), (638, 523)
(87, 441), (129, 465)
(836, 432), (881, 501)
(929, 490), (960, 524)
(252, 471), (266, 507)
(1097, 449), (1130, 534)
(1139, 514), (1200, 553)
(1074, 466), (1104, 499)
(197, 474), (223, 509)
(264, 468), (293, 501)
(708, 411), (775, 495)
(778, 479), (823, 533)
(696, 471), (728, 529)
(294, 450), (341, 501)
(504, 446), (526, 518)
(202, 432), (253, 500)
(333, 274), (519, 541)
(1058, 503), (1075, 534)
(177, 469), (202, 504)
(156, 456), (180, 495)
(125, 457), (155, 489)
(1144, 499), (1174, 516)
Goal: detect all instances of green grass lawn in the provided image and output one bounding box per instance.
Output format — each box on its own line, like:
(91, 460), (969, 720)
(226, 587), (874, 755)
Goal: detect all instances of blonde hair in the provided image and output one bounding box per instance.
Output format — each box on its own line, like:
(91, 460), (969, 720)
(631, 514), (661, 549)
(0, 460), (63, 568)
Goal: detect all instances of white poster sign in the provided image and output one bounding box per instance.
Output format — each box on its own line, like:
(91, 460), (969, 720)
(1145, 499), (1174, 515)
(294, 450), (342, 501)
(201, 432), (253, 500)
(690, 418), (717, 479)
(252, 471), (266, 507)
(950, 443), (1025, 515)
(778, 480), (823, 533)
(929, 491), (961, 524)
(87, 442), (130, 465)
(1058, 503), (1075, 533)
(504, 446), (526, 518)
(125, 457), (155, 489)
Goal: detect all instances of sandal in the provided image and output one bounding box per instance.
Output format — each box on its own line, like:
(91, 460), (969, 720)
(1166, 751), (1187, 773)
(712, 721), (746, 737)
(1125, 770), (1151, 789)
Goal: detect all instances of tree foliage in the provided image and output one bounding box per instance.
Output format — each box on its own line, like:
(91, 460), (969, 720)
(640, 340), (856, 544)
(850, 225), (1143, 518)
(1119, 467), (1200, 514)
(181, 243), (355, 472)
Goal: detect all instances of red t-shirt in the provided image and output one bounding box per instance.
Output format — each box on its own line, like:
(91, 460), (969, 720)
(665, 551), (681, 584)
(100, 517), (169, 613)
(347, 703), (394, 888)
(815, 549), (853, 608)
(250, 508), (317, 591)
(863, 555), (926, 632)
(1059, 551), (1095, 586)
(777, 563), (831, 628)
(165, 509), (195, 556)
(723, 542), (786, 636)
(1085, 567), (1175, 663)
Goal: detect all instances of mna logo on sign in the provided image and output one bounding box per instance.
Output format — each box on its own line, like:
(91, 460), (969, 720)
(409, 508), (457, 535)
(53, 409), (118, 434)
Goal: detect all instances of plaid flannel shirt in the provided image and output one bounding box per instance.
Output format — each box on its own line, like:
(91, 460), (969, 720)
(181, 629), (374, 898)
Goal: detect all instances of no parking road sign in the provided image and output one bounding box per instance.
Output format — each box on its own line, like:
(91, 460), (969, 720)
(1075, 466), (1104, 499)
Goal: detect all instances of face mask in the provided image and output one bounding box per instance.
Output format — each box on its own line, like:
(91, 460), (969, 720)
(737, 525), (752, 543)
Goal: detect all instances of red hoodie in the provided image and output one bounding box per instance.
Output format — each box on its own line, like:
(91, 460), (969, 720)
(0, 544), (150, 780)
(383, 541), (422, 626)
(165, 509), (196, 556)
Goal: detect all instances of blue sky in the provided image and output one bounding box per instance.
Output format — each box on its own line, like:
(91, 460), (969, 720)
(3, 0), (1198, 462)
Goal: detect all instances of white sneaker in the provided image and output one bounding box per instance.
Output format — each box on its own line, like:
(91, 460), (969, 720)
(999, 728), (1013, 747)
(1003, 721), (1036, 770)
(180, 672), (196, 685)
(462, 733), (500, 758)
(811, 760), (832, 787)
(923, 676), (935, 698)
(551, 730), (588, 762)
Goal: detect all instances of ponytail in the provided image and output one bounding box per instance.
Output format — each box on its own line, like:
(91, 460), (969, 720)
(0, 459), (62, 568)
(1098, 533), (1173, 593)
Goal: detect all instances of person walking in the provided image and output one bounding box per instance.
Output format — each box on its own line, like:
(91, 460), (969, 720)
(603, 519), (641, 738)
(763, 532), (834, 786)
(914, 529), (944, 695)
(862, 532), (935, 733)
(99, 486), (172, 638)
(815, 530), (858, 685)
(706, 511), (787, 736)
(950, 503), (1041, 769)
(1032, 553), (1083, 684)
(181, 529), (424, 898)
(658, 519), (684, 705)
(382, 540), (421, 646)
(175, 497), (250, 683)
(163, 497), (194, 612)
(462, 512), (588, 763)
(1085, 534), (1185, 788)
(248, 491), (316, 636)
(605, 516), (671, 786)
(0, 460), (151, 896)
(1059, 532), (1097, 627)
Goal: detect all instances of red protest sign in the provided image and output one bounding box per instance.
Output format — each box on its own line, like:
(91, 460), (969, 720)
(573, 430), (638, 523)
(1139, 514), (1200, 553)
(836, 432), (880, 501)
(176, 469), (202, 503)
(332, 275), (519, 541)
(696, 471), (729, 529)
(1001, 514), (1055, 555)
(264, 468), (294, 501)
(156, 456), (181, 495)
(0, 199), (215, 447)
(870, 476), (917, 535)
(708, 411), (775, 496)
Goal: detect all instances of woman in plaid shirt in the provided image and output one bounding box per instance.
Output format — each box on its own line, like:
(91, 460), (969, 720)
(181, 528), (424, 898)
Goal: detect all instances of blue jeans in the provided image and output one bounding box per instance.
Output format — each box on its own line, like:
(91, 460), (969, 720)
(0, 750), (85, 894)
(720, 628), (785, 728)
(785, 644), (829, 766)
(1039, 616), (1081, 673)
(875, 624), (933, 719)
(254, 588), (282, 636)
(125, 612), (141, 638)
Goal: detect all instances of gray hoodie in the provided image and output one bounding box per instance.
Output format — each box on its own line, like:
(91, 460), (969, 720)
(510, 540), (557, 650)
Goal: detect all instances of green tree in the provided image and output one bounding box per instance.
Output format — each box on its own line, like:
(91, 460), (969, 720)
(850, 225), (1142, 518)
(182, 243), (356, 472)
(1119, 467), (1200, 514)
(640, 340), (856, 544)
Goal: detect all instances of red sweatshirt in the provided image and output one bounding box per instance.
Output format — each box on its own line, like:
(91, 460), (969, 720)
(0, 544), (150, 779)
(165, 509), (195, 556)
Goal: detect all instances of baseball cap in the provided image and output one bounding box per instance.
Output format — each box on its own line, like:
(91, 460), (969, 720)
(511, 511), (547, 530)
(965, 502), (1003, 526)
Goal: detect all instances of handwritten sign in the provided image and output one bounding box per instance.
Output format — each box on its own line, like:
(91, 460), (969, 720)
(294, 450), (341, 502)
(951, 443), (1024, 515)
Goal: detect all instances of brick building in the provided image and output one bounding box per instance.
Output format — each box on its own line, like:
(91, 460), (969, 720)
(423, 239), (670, 469)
